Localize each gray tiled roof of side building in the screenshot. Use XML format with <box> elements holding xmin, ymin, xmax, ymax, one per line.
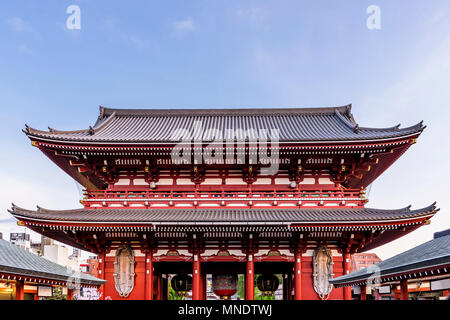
<box><xmin>24</xmin><ymin>105</ymin><xmax>425</xmax><ymax>143</ymax></box>
<box><xmin>9</xmin><ymin>203</ymin><xmax>437</xmax><ymax>223</ymax></box>
<box><xmin>330</xmin><ymin>229</ymin><xmax>450</xmax><ymax>285</ymax></box>
<box><xmin>0</xmin><ymin>238</ymin><xmax>105</xmax><ymax>285</ymax></box>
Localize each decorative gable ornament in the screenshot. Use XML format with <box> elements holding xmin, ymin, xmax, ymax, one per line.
<box><xmin>313</xmin><ymin>246</ymin><xmax>334</xmax><ymax>300</ymax></box>
<box><xmin>113</xmin><ymin>245</ymin><xmax>135</xmax><ymax>297</ymax></box>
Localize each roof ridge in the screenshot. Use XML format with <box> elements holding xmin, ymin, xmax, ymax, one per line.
<box><xmin>99</xmin><ymin>105</ymin><xmax>353</xmax><ymax>117</ymax></box>
<box><xmin>24</xmin><ymin>112</ymin><xmax>117</xmax><ymax>137</ymax></box>
<box><xmin>333</xmin><ymin>109</ymin><xmax>358</xmax><ymax>132</ymax></box>
<box><xmin>25</xmin><ymin>124</ymin><xmax>90</xmax><ymax>136</ymax></box>
<box><xmin>92</xmin><ymin>111</ymin><xmax>116</xmax><ymax>134</ymax></box>
<box><xmin>9</xmin><ymin>203</ymin><xmax>438</xmax><ymax>215</ymax></box>
<box><xmin>358</xmin><ymin>121</ymin><xmax>425</xmax><ymax>133</ymax></box>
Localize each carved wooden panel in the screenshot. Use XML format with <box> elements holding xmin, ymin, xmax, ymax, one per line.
<box><xmin>113</xmin><ymin>245</ymin><xmax>135</xmax><ymax>297</ymax></box>
<box><xmin>313</xmin><ymin>246</ymin><xmax>334</xmax><ymax>299</ymax></box>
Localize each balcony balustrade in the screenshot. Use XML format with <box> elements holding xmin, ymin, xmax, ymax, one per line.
<box><xmin>82</xmin><ymin>189</ymin><xmax>367</xmax><ymax>209</ymax></box>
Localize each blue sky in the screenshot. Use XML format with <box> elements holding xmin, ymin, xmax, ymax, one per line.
<box><xmin>0</xmin><ymin>0</ymin><xmax>449</xmax><ymax>260</ymax></box>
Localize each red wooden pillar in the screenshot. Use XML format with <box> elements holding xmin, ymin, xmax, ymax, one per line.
<box><xmin>343</xmin><ymin>252</ymin><xmax>352</xmax><ymax>300</ymax></box>
<box><xmin>15</xmin><ymin>280</ymin><xmax>25</xmax><ymax>300</ymax></box>
<box><xmin>67</xmin><ymin>288</ymin><xmax>74</xmax><ymax>300</ymax></box>
<box><xmin>144</xmin><ymin>251</ymin><xmax>154</xmax><ymax>300</ymax></box>
<box><xmin>246</xmin><ymin>253</ymin><xmax>254</xmax><ymax>300</ymax></box>
<box><xmin>192</xmin><ymin>253</ymin><xmax>201</xmax><ymax>300</ymax></box>
<box><xmin>245</xmin><ymin>234</ymin><xmax>255</xmax><ymax>300</ymax></box>
<box><xmin>360</xmin><ymin>285</ymin><xmax>367</xmax><ymax>300</ymax></box>
<box><xmin>98</xmin><ymin>251</ymin><xmax>106</xmax><ymax>300</ymax></box>
<box><xmin>400</xmin><ymin>280</ymin><xmax>409</xmax><ymax>300</ymax></box>
<box><xmin>294</xmin><ymin>249</ymin><xmax>303</xmax><ymax>300</ymax></box>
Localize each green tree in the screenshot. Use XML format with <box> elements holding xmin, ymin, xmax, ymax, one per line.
<box><xmin>46</xmin><ymin>286</ymin><xmax>67</xmax><ymax>300</ymax></box>
<box><xmin>237</xmin><ymin>274</ymin><xmax>245</xmax><ymax>299</ymax></box>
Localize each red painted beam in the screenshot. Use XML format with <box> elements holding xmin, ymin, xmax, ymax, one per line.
<box><xmin>343</xmin><ymin>252</ymin><xmax>352</xmax><ymax>300</ymax></box>
<box><xmin>294</xmin><ymin>250</ymin><xmax>303</xmax><ymax>300</ymax></box>
<box><xmin>400</xmin><ymin>280</ymin><xmax>409</xmax><ymax>300</ymax></box>
<box><xmin>15</xmin><ymin>280</ymin><xmax>25</xmax><ymax>300</ymax></box>
<box><xmin>246</xmin><ymin>254</ymin><xmax>254</xmax><ymax>300</ymax></box>
<box><xmin>192</xmin><ymin>253</ymin><xmax>202</xmax><ymax>300</ymax></box>
<box><xmin>98</xmin><ymin>252</ymin><xmax>106</xmax><ymax>300</ymax></box>
<box><xmin>360</xmin><ymin>285</ymin><xmax>367</xmax><ymax>300</ymax></box>
<box><xmin>67</xmin><ymin>288</ymin><xmax>74</xmax><ymax>300</ymax></box>
<box><xmin>144</xmin><ymin>251</ymin><xmax>154</xmax><ymax>300</ymax></box>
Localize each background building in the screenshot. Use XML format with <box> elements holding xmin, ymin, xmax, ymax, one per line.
<box><xmin>43</xmin><ymin>244</ymin><xmax>80</xmax><ymax>272</ymax></box>
<box><xmin>80</xmin><ymin>256</ymin><xmax>99</xmax><ymax>278</ymax></box>
<box><xmin>351</xmin><ymin>253</ymin><xmax>382</xmax><ymax>271</ymax></box>
<box><xmin>0</xmin><ymin>238</ymin><xmax>104</xmax><ymax>300</ymax></box>
<box><xmin>9</xmin><ymin>233</ymin><xmax>30</xmax><ymax>251</ymax></box>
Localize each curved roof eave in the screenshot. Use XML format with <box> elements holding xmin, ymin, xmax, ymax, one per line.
<box><xmin>22</xmin><ymin>105</ymin><xmax>425</xmax><ymax>144</ymax></box>
<box><xmin>8</xmin><ymin>203</ymin><xmax>438</xmax><ymax>225</ymax></box>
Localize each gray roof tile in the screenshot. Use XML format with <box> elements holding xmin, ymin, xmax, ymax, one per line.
<box><xmin>24</xmin><ymin>105</ymin><xmax>425</xmax><ymax>143</ymax></box>
<box><xmin>0</xmin><ymin>239</ymin><xmax>105</xmax><ymax>285</ymax></box>
<box><xmin>330</xmin><ymin>230</ymin><xmax>450</xmax><ymax>286</ymax></box>
<box><xmin>9</xmin><ymin>203</ymin><xmax>437</xmax><ymax>224</ymax></box>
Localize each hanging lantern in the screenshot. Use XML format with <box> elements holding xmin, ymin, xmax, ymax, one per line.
<box><xmin>171</xmin><ymin>274</ymin><xmax>192</xmax><ymax>295</ymax></box>
<box><xmin>212</xmin><ymin>274</ymin><xmax>238</xmax><ymax>299</ymax></box>
<box><xmin>257</xmin><ymin>274</ymin><xmax>279</xmax><ymax>296</ymax></box>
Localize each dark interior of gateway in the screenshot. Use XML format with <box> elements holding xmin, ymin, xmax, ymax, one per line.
<box><xmin>153</xmin><ymin>262</ymin><xmax>294</xmax><ymax>275</ymax></box>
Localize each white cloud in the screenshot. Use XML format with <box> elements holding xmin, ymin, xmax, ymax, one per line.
<box><xmin>99</xmin><ymin>17</ymin><xmax>158</xmax><ymax>53</ymax></box>
<box><xmin>359</xmin><ymin>32</ymin><xmax>450</xmax><ymax>260</ymax></box>
<box><xmin>0</xmin><ymin>170</ymin><xmax>82</xmax><ymax>244</ymax></box>
<box><xmin>173</xmin><ymin>18</ymin><xmax>195</xmax><ymax>35</ymax></box>
<box><xmin>103</xmin><ymin>17</ymin><xmax>116</xmax><ymax>30</ymax></box>
<box><xmin>15</xmin><ymin>43</ymin><xmax>32</xmax><ymax>54</ymax></box>
<box><xmin>7</xmin><ymin>17</ymin><xmax>26</xmax><ymax>32</ymax></box>
<box><xmin>237</xmin><ymin>7</ymin><xmax>268</xmax><ymax>24</ymax></box>
<box><xmin>6</xmin><ymin>16</ymin><xmax>40</xmax><ymax>43</ymax></box>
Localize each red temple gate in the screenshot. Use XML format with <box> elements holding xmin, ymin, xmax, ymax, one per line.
<box><xmin>10</xmin><ymin>105</ymin><xmax>438</xmax><ymax>300</ymax></box>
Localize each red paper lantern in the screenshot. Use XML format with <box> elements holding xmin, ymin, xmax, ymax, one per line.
<box><xmin>212</xmin><ymin>274</ymin><xmax>237</xmax><ymax>299</ymax></box>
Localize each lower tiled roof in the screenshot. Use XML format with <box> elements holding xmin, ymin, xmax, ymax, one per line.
<box><xmin>9</xmin><ymin>203</ymin><xmax>437</xmax><ymax>225</ymax></box>
<box><xmin>0</xmin><ymin>239</ymin><xmax>105</xmax><ymax>286</ymax></box>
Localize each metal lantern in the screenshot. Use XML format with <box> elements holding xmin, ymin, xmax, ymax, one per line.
<box><xmin>212</xmin><ymin>274</ymin><xmax>238</xmax><ymax>299</ymax></box>
<box><xmin>171</xmin><ymin>274</ymin><xmax>192</xmax><ymax>295</ymax></box>
<box><xmin>257</xmin><ymin>274</ymin><xmax>280</xmax><ymax>296</ymax></box>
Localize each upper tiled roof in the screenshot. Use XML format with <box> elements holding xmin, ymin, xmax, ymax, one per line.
<box><xmin>9</xmin><ymin>203</ymin><xmax>437</xmax><ymax>225</ymax></box>
<box><xmin>0</xmin><ymin>239</ymin><xmax>105</xmax><ymax>286</ymax></box>
<box><xmin>330</xmin><ymin>229</ymin><xmax>450</xmax><ymax>286</ymax></box>
<box><xmin>24</xmin><ymin>105</ymin><xmax>425</xmax><ymax>143</ymax></box>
